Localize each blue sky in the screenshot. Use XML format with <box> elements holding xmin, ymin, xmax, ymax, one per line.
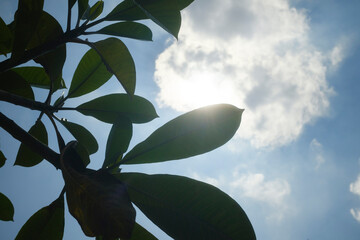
<box><xmin>1</xmin><ymin>0</ymin><xmax>360</xmax><ymax>239</ymax></box>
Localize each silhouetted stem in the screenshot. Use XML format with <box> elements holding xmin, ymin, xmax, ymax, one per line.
<box><xmin>0</xmin><ymin>90</ymin><xmax>54</xmax><ymax>112</ymax></box>
<box><xmin>0</xmin><ymin>112</ymin><xmax>60</xmax><ymax>169</ymax></box>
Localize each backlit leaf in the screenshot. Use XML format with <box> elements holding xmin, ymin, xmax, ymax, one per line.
<box><xmin>106</xmin><ymin>0</ymin><xmax>147</xmax><ymax>21</ymax></box>
<box><xmin>0</xmin><ymin>192</ymin><xmax>14</xmax><ymax>221</ymax></box>
<box><xmin>93</xmin><ymin>37</ymin><xmax>136</xmax><ymax>95</ymax></box>
<box><xmin>11</xmin><ymin>0</ymin><xmax>44</xmax><ymax>59</ymax></box>
<box><xmin>122</xmin><ymin>104</ymin><xmax>243</xmax><ymax>164</ymax></box>
<box><xmin>0</xmin><ymin>151</ymin><xmax>6</xmax><ymax>168</ymax></box>
<box><xmin>88</xmin><ymin>1</ymin><xmax>104</xmax><ymax>21</ymax></box>
<box><xmin>15</xmin><ymin>120</ymin><xmax>48</xmax><ymax>167</ymax></box>
<box><xmin>28</xmin><ymin>11</ymin><xmax>66</xmax><ymax>86</ymax></box>
<box><xmin>106</xmin><ymin>0</ymin><xmax>191</xmax><ymax>21</ymax></box>
<box><xmin>0</xmin><ymin>17</ymin><xmax>13</xmax><ymax>56</ymax></box>
<box><xmin>77</xmin><ymin>0</ymin><xmax>89</xmax><ymax>22</ymax></box>
<box><xmin>103</xmin><ymin>117</ymin><xmax>132</xmax><ymax>168</ymax></box>
<box><xmin>12</xmin><ymin>67</ymin><xmax>66</xmax><ymax>90</ymax></box>
<box><xmin>0</xmin><ymin>70</ymin><xmax>34</xmax><ymax>100</ymax></box>
<box><xmin>60</xmin><ymin>120</ymin><xmax>98</xmax><ymax>155</ymax></box>
<box><xmin>130</xmin><ymin>222</ymin><xmax>158</xmax><ymax>240</ymax></box>
<box><xmin>117</xmin><ymin>173</ymin><xmax>256</xmax><ymax>240</ymax></box>
<box><xmin>15</xmin><ymin>197</ymin><xmax>64</xmax><ymax>240</ymax></box>
<box><xmin>76</xmin><ymin>93</ymin><xmax>158</xmax><ymax>124</ymax></box>
<box><xmin>133</xmin><ymin>0</ymin><xmax>181</xmax><ymax>38</ymax></box>
<box><xmin>96</xmin><ymin>22</ymin><xmax>152</xmax><ymax>41</ymax></box>
<box><xmin>68</xmin><ymin>48</ymin><xmax>112</xmax><ymax>98</ymax></box>
<box><xmin>60</xmin><ymin>142</ymin><xmax>136</xmax><ymax>239</ymax></box>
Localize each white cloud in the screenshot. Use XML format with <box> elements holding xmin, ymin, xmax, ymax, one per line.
<box><xmin>350</xmin><ymin>175</ymin><xmax>360</xmax><ymax>197</ymax></box>
<box><xmin>230</xmin><ymin>173</ymin><xmax>291</xmax><ymax>206</ymax></box>
<box><xmin>191</xmin><ymin>170</ymin><xmax>291</xmax><ymax>221</ymax></box>
<box><xmin>154</xmin><ymin>0</ymin><xmax>343</xmax><ymax>147</ymax></box>
<box><xmin>350</xmin><ymin>208</ymin><xmax>360</xmax><ymax>223</ymax></box>
<box><xmin>349</xmin><ymin>175</ymin><xmax>360</xmax><ymax>222</ymax></box>
<box><xmin>310</xmin><ymin>138</ymin><xmax>325</xmax><ymax>169</ymax></box>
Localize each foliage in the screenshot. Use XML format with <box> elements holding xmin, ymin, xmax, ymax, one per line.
<box><xmin>0</xmin><ymin>0</ymin><xmax>256</xmax><ymax>239</ymax></box>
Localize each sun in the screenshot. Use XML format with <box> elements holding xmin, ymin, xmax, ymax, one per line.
<box><xmin>172</xmin><ymin>71</ymin><xmax>238</xmax><ymax>110</ymax></box>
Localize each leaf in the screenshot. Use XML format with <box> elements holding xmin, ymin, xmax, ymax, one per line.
<box><xmin>88</xmin><ymin>1</ymin><xmax>104</xmax><ymax>21</ymax></box>
<box><xmin>60</xmin><ymin>120</ymin><xmax>98</xmax><ymax>155</ymax></box>
<box><xmin>122</xmin><ymin>104</ymin><xmax>243</xmax><ymax>165</ymax></box>
<box><xmin>15</xmin><ymin>120</ymin><xmax>48</xmax><ymax>167</ymax></box>
<box><xmin>0</xmin><ymin>192</ymin><xmax>14</xmax><ymax>221</ymax></box>
<box><xmin>77</xmin><ymin>0</ymin><xmax>89</xmax><ymax>22</ymax></box>
<box><xmin>96</xmin><ymin>22</ymin><xmax>152</xmax><ymax>41</ymax></box>
<box><xmin>130</xmin><ymin>222</ymin><xmax>158</xmax><ymax>240</ymax></box>
<box><xmin>0</xmin><ymin>70</ymin><xmax>34</xmax><ymax>100</ymax></box>
<box><xmin>27</xmin><ymin>11</ymin><xmax>66</xmax><ymax>86</ymax></box>
<box><xmin>60</xmin><ymin>142</ymin><xmax>136</xmax><ymax>239</ymax></box>
<box><xmin>67</xmin><ymin>48</ymin><xmax>112</xmax><ymax>98</ymax></box>
<box><xmin>15</xmin><ymin>196</ymin><xmax>65</xmax><ymax>240</ymax></box>
<box><xmin>176</xmin><ymin>0</ymin><xmax>194</xmax><ymax>10</ymax></box>
<box><xmin>11</xmin><ymin>0</ymin><xmax>44</xmax><ymax>59</ymax></box>
<box><xmin>0</xmin><ymin>17</ymin><xmax>13</xmax><ymax>56</ymax></box>
<box><xmin>12</xmin><ymin>67</ymin><xmax>66</xmax><ymax>91</ymax></box>
<box><xmin>106</xmin><ymin>0</ymin><xmax>147</xmax><ymax>21</ymax></box>
<box><xmin>76</xmin><ymin>93</ymin><xmax>158</xmax><ymax>124</ymax></box>
<box><xmin>133</xmin><ymin>0</ymin><xmax>181</xmax><ymax>38</ymax></box>
<box><xmin>93</xmin><ymin>37</ymin><xmax>136</xmax><ymax>95</ymax></box>
<box><xmin>103</xmin><ymin>117</ymin><xmax>132</xmax><ymax>168</ymax></box>
<box><xmin>106</xmin><ymin>0</ymin><xmax>191</xmax><ymax>21</ymax></box>
<box><xmin>0</xmin><ymin>151</ymin><xmax>6</xmax><ymax>168</ymax></box>
<box><xmin>116</xmin><ymin>173</ymin><xmax>256</xmax><ymax>240</ymax></box>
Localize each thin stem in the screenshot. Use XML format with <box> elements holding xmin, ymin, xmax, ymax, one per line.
<box><xmin>46</xmin><ymin>113</ymin><xmax>65</xmax><ymax>151</ymax></box>
<box><xmin>0</xmin><ymin>90</ymin><xmax>54</xmax><ymax>112</ymax></box>
<box><xmin>67</xmin><ymin>0</ymin><xmax>72</xmax><ymax>32</ymax></box>
<box><xmin>0</xmin><ymin>112</ymin><xmax>60</xmax><ymax>169</ymax></box>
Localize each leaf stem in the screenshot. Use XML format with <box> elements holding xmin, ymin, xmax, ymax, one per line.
<box><xmin>0</xmin><ymin>90</ymin><xmax>55</xmax><ymax>112</ymax></box>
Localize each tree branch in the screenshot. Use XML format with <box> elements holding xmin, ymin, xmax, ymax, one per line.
<box><xmin>0</xmin><ymin>112</ymin><xmax>60</xmax><ymax>169</ymax></box>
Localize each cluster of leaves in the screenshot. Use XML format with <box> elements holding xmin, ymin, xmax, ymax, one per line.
<box><xmin>0</xmin><ymin>0</ymin><xmax>256</xmax><ymax>239</ymax></box>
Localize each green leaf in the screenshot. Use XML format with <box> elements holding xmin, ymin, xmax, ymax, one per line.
<box><xmin>0</xmin><ymin>17</ymin><xmax>13</xmax><ymax>56</ymax></box>
<box><xmin>93</xmin><ymin>37</ymin><xmax>136</xmax><ymax>95</ymax></box>
<box><xmin>27</xmin><ymin>11</ymin><xmax>66</xmax><ymax>85</ymax></box>
<box><xmin>103</xmin><ymin>117</ymin><xmax>132</xmax><ymax>168</ymax></box>
<box><xmin>68</xmin><ymin>48</ymin><xmax>112</xmax><ymax>98</ymax></box>
<box><xmin>106</xmin><ymin>0</ymin><xmax>147</xmax><ymax>21</ymax></box>
<box><xmin>0</xmin><ymin>151</ymin><xmax>6</xmax><ymax>168</ymax></box>
<box><xmin>77</xmin><ymin>0</ymin><xmax>89</xmax><ymax>22</ymax></box>
<box><xmin>176</xmin><ymin>0</ymin><xmax>194</xmax><ymax>10</ymax></box>
<box><xmin>87</xmin><ymin>1</ymin><xmax>104</xmax><ymax>21</ymax></box>
<box><xmin>60</xmin><ymin>120</ymin><xmax>98</xmax><ymax>155</ymax></box>
<box><xmin>11</xmin><ymin>0</ymin><xmax>44</xmax><ymax>59</ymax></box>
<box><xmin>76</xmin><ymin>93</ymin><xmax>158</xmax><ymax>124</ymax></box>
<box><xmin>15</xmin><ymin>120</ymin><xmax>48</xmax><ymax>167</ymax></box>
<box><xmin>133</xmin><ymin>0</ymin><xmax>181</xmax><ymax>38</ymax></box>
<box><xmin>60</xmin><ymin>142</ymin><xmax>136</xmax><ymax>239</ymax></box>
<box><xmin>0</xmin><ymin>70</ymin><xmax>34</xmax><ymax>100</ymax></box>
<box><xmin>96</xmin><ymin>22</ymin><xmax>152</xmax><ymax>41</ymax></box>
<box><xmin>15</xmin><ymin>196</ymin><xmax>65</xmax><ymax>240</ymax></box>
<box><xmin>116</xmin><ymin>173</ymin><xmax>256</xmax><ymax>240</ymax></box>
<box><xmin>122</xmin><ymin>104</ymin><xmax>243</xmax><ymax>165</ymax></box>
<box><xmin>106</xmin><ymin>0</ymin><xmax>191</xmax><ymax>21</ymax></box>
<box><xmin>0</xmin><ymin>192</ymin><xmax>14</xmax><ymax>221</ymax></box>
<box><xmin>12</xmin><ymin>67</ymin><xmax>66</xmax><ymax>91</ymax></box>
<box><xmin>130</xmin><ymin>222</ymin><xmax>158</xmax><ymax>240</ymax></box>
